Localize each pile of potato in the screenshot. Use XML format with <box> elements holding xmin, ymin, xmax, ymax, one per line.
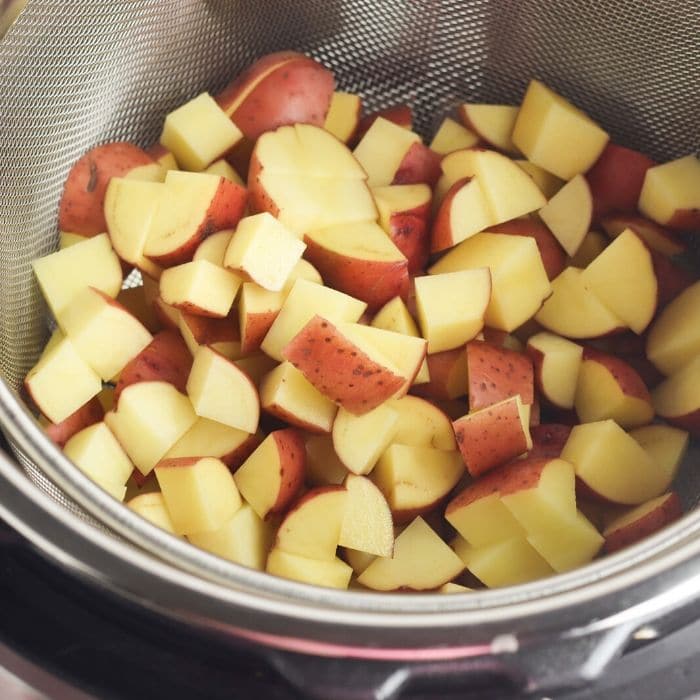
<box><xmin>25</xmin><ymin>50</ymin><xmax>700</xmax><ymax>591</ymax></box>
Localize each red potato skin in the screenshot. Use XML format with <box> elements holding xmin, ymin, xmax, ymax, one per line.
<box><xmin>247</xmin><ymin>150</ymin><xmax>280</xmax><ymax>218</ymax></box>
<box><xmin>302</xmin><ymin>236</ymin><xmax>410</xmax><ymax>312</ymax></box>
<box><xmin>445</xmin><ymin>456</ymin><xmax>550</xmax><ymax>513</ymax></box>
<box><xmin>392</xmin><ymin>493</ymin><xmax>455</xmax><ymax>526</ymax></box>
<box><xmin>581</xmin><ymin>347</ymin><xmax>652</xmax><ymax>403</ymax></box>
<box><xmin>431</xmin><ymin>177</ymin><xmax>473</xmax><ymax>253</ymax></box>
<box><xmin>601</xmin><ymin>213</ymin><xmax>686</xmax><ymax>257</ymax></box>
<box><xmin>412</xmin><ymin>346</ymin><xmax>467</xmax><ymax>401</ymax></box>
<box><xmin>663</xmin><ymin>409</ymin><xmax>700</xmax><ymax>436</ymax></box>
<box><xmin>223</xmin><ymin>56</ymin><xmax>334</xmax><ymax>141</ymax></box>
<box><xmin>114</xmin><ymin>330</ymin><xmax>193</xmax><ymax>402</ymax></box>
<box><xmin>528</xmin><ymin>424</ymin><xmax>572</xmax><ymax>460</ymax></box>
<box><xmin>282</xmin><ymin>315</ymin><xmax>405</xmax><ymax>414</ymax></box>
<box><xmin>452</xmin><ymin>399</ymin><xmax>530</xmax><ymax>477</ymax></box>
<box><xmin>466</xmin><ymin>340</ymin><xmax>534</xmax><ymax>410</ymax></box>
<box><xmin>215</xmin><ymin>51</ymin><xmax>303</xmax><ymax>114</ymax></box>
<box><xmin>43</xmin><ymin>397</ymin><xmax>104</xmax><ymax>448</ymax></box>
<box><xmin>393</xmin><ymin>142</ymin><xmax>442</xmax><ymax>188</ymax></box>
<box><xmin>585</xmin><ymin>334</ymin><xmax>664</xmax><ymax>387</ymax></box>
<box><xmin>58</xmin><ymin>142</ymin><xmax>157</xmax><ymax>236</ymax></box>
<box><xmin>648</xmin><ymin>249</ymin><xmax>697</xmax><ymax>309</ymax></box>
<box><xmin>226</xmin><ymin>137</ymin><xmax>256</xmax><ymax>181</ymax></box>
<box><xmin>604</xmin><ymin>492</ymin><xmax>682</xmax><ymax>553</ymax></box>
<box><xmin>585</xmin><ymin>143</ymin><xmax>655</xmax><ymax>220</ymax></box>
<box><xmin>221</xmin><ymin>431</ymin><xmax>263</xmax><ymax>472</ymax></box>
<box><xmin>665</xmin><ymin>208</ymin><xmax>700</xmax><ymax>231</ymax></box>
<box><xmin>179</xmin><ymin>311</ymin><xmax>240</xmax><ymax>346</ymax></box>
<box><xmin>353</xmin><ymin>104</ymin><xmax>413</xmax><ymax>146</ymax></box>
<box><xmin>488</xmin><ymin>218</ymin><xmax>567</xmax><ymax>280</ymax></box>
<box><xmin>261</xmin><ymin>397</ymin><xmax>333</xmax><ymax>435</ymax></box>
<box><xmin>385</xmin><ymin>201</ymin><xmax>431</xmax><ymax>275</ymax></box>
<box><xmin>146</xmin><ymin>179</ymin><xmax>247</xmax><ymax>268</ymax></box>
<box><xmin>145</xmin><ymin>143</ymin><xmax>175</xmax><ymax>168</ymax></box>
<box><xmin>153</xmin><ymin>297</ymin><xmax>180</xmax><ymax>331</ymax></box>
<box><xmin>240</xmin><ymin>309</ymin><xmax>280</xmax><ymax>354</ymax></box>
<box><xmin>530</xmin><ymin>398</ymin><xmax>541</xmax><ymax>427</ymax></box>
<box><xmin>269</xmin><ymin>428</ymin><xmax>307</xmax><ymax>514</ymax></box>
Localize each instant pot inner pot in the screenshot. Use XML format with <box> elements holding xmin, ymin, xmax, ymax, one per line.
<box><xmin>0</xmin><ymin>0</ymin><xmax>698</xmax><ymax>600</ymax></box>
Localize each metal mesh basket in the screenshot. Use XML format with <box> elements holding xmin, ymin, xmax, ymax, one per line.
<box><xmin>0</xmin><ymin>0</ymin><xmax>698</xmax><ymax>593</ymax></box>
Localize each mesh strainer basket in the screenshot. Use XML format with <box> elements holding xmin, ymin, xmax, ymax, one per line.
<box><xmin>1</xmin><ymin>2</ymin><xmax>699</xmax><ymax>697</ymax></box>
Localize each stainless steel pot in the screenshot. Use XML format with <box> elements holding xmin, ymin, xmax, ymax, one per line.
<box><xmin>0</xmin><ymin>2</ymin><xmax>698</xmax><ymax>697</ymax></box>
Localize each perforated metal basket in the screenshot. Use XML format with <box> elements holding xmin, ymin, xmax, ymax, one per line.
<box><xmin>0</xmin><ymin>2</ymin><xmax>699</xmax><ymax>697</ymax></box>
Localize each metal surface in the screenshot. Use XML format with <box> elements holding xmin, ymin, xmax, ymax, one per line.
<box><xmin>0</xmin><ymin>0</ymin><xmax>699</xmax><ymax>695</ymax></box>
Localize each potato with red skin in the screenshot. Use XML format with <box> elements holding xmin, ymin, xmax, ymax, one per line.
<box><xmin>412</xmin><ymin>346</ymin><xmax>468</xmax><ymax>401</ymax></box>
<box><xmin>41</xmin><ymin>397</ymin><xmax>104</xmax><ymax>448</ymax></box>
<box><xmin>233</xmin><ymin>429</ymin><xmax>306</xmax><ymax>519</ymax></box>
<box><xmin>114</xmin><ymin>330</ymin><xmax>192</xmax><ymax>402</ymax></box>
<box><xmin>453</xmin><ymin>395</ymin><xmax>531</xmax><ymax>477</ymax></box>
<box><xmin>216</xmin><ymin>52</ymin><xmax>335</xmax><ymax>140</ymax></box>
<box><xmin>303</xmin><ymin>223</ymin><xmax>409</xmax><ymax>311</ymax></box>
<box><xmin>528</xmin><ymin>424</ymin><xmax>572</xmax><ymax>460</ymax></box>
<box><xmin>648</xmin><ymin>249</ymin><xmax>697</xmax><ymax>309</ymax></box>
<box><xmin>604</xmin><ymin>492</ymin><xmax>682</xmax><ymax>553</ymax></box>
<box><xmin>144</xmin><ymin>176</ymin><xmax>247</xmax><ymax>268</ymax></box>
<box><xmin>601</xmin><ymin>213</ymin><xmax>686</xmax><ymax>258</ymax></box>
<box><xmin>282</xmin><ymin>315</ymin><xmax>406</xmax><ymax>414</ymax></box>
<box><xmin>585</xmin><ymin>143</ymin><xmax>655</xmax><ymax>220</ymax></box>
<box><xmin>574</xmin><ymin>347</ymin><xmax>654</xmax><ymax>428</ymax></box>
<box><xmin>58</xmin><ymin>142</ymin><xmax>161</xmax><ymax>237</ymax></box>
<box><xmin>430</xmin><ymin>177</ymin><xmax>491</xmax><ymax>253</ymax></box>
<box><xmin>488</xmin><ymin>218</ymin><xmax>566</xmax><ymax>280</ymax></box>
<box><xmin>178</xmin><ymin>311</ymin><xmax>241</xmax><ymax>358</ymax></box>
<box><xmin>353</xmin><ymin>104</ymin><xmax>413</xmax><ymax>145</ymax></box>
<box><xmin>392</xmin><ymin>142</ymin><xmax>442</xmax><ymax>188</ymax></box>
<box><xmin>466</xmin><ymin>339</ymin><xmax>534</xmax><ymax>410</ymax></box>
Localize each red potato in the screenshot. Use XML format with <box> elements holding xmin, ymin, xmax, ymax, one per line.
<box><xmin>638</xmin><ymin>155</ymin><xmax>700</xmax><ymax>230</ymax></box>
<box><xmin>145</xmin><ymin>143</ymin><xmax>178</xmax><ymax>170</ymax></box>
<box><xmin>152</xmin><ymin>297</ymin><xmax>180</xmax><ymax>331</ymax></box>
<box><xmin>453</xmin><ymin>395</ymin><xmax>532</xmax><ymax>477</ymax></box>
<box><xmin>412</xmin><ymin>346</ymin><xmax>468</xmax><ymax>401</ymax></box>
<box><xmin>445</xmin><ymin>465</ymin><xmax>525</xmax><ymax>547</ymax></box>
<box><xmin>466</xmin><ymin>339</ymin><xmax>534</xmax><ymax>410</ymax></box>
<box><xmin>604</xmin><ymin>492</ymin><xmax>682</xmax><ymax>553</ymax></box>
<box><xmin>488</xmin><ymin>218</ymin><xmax>567</xmax><ymax>281</ymax></box>
<box><xmin>585</xmin><ymin>143</ymin><xmax>655</xmax><ymax>220</ymax></box>
<box><xmin>526</xmin><ymin>332</ymin><xmax>583</xmax><ymax>410</ymax></box>
<box><xmin>372</xmin><ymin>184</ymin><xmax>432</xmax><ymax>274</ymax></box>
<box><xmin>480</xmin><ymin>328</ymin><xmax>524</xmax><ymax>353</ymax></box>
<box><xmin>216</xmin><ymin>51</ymin><xmax>335</xmax><ymax>140</ymax></box>
<box><xmin>601</xmin><ymin>213</ymin><xmax>686</xmax><ymax>258</ymax></box>
<box><xmin>178</xmin><ymin>311</ymin><xmax>242</xmax><ymax>359</ymax></box>
<box><xmin>324</xmin><ymin>92</ymin><xmax>363</xmax><ymax>144</ymax></box>
<box><xmin>303</xmin><ymin>222</ymin><xmax>409</xmax><ymax>311</ymax></box>
<box><xmin>248</xmin><ymin>124</ymin><xmax>377</xmax><ymax>236</ymax></box>
<box><xmin>652</xmin><ymin>356</ymin><xmax>700</xmax><ymax>435</ymax></box>
<box><xmin>165</xmin><ymin>419</ymin><xmax>263</xmax><ymax>471</ymax></box>
<box><xmin>392</xmin><ymin>142</ymin><xmax>442</xmax><ymax>188</ymax></box>
<box><xmin>528</xmin><ymin>424</ymin><xmax>572</xmax><ymax>459</ymax></box>
<box><xmin>41</xmin><ymin>396</ymin><xmax>104</xmax><ymax>448</ymax></box>
<box><xmin>238</xmin><ymin>284</ymin><xmax>284</xmax><ymax>354</ymax></box>
<box><xmin>371</xmin><ymin>444</ymin><xmax>464</xmax><ymax>524</ymax></box>
<box><xmin>58</xmin><ymin>142</ymin><xmax>163</xmax><ymax>237</ymax></box>
<box><xmin>562</xmin><ymin>419</ymin><xmax>668</xmax><ymax>505</ymax></box>
<box><xmin>353</xmin><ymin>104</ymin><xmax>413</xmax><ymax>145</ymax></box>
<box><xmin>574</xmin><ymin>347</ymin><xmax>654</xmax><ymax>429</ymax></box>
<box><xmin>430</xmin><ymin>177</ymin><xmax>491</xmax><ymax>253</ymax></box>
<box><xmin>282</xmin><ymin>315</ymin><xmax>406</xmax><ymax>414</ymax></box>
<box><xmin>275</xmin><ymin>486</ymin><xmax>347</xmax><ymax>561</ymax></box>
<box><xmin>114</xmin><ymin>330</ymin><xmax>193</xmax><ymax>402</ymax></box>
<box><xmin>144</xmin><ymin>173</ymin><xmax>247</xmax><ymax>268</ymax></box>
<box><xmin>233</xmin><ymin>429</ymin><xmax>306</xmax><ymax>519</ymax></box>
<box><xmin>648</xmin><ymin>249</ymin><xmax>697</xmax><ymax>309</ymax></box>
